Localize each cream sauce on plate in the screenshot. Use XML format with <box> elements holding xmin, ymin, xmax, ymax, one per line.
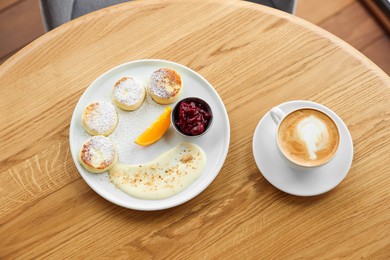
<box><xmin>109</xmin><ymin>142</ymin><xmax>206</xmax><ymax>200</ymax></box>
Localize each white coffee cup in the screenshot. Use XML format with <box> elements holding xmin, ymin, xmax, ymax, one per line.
<box><xmin>270</xmin><ymin>106</ymin><xmax>340</xmax><ymax>170</ymax></box>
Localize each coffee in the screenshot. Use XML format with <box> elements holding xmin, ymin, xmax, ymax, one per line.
<box><xmin>277</xmin><ymin>108</ymin><xmax>339</xmax><ymax>167</ymax></box>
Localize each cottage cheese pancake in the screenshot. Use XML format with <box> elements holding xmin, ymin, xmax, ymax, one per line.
<box><xmin>79</xmin><ymin>135</ymin><xmax>118</xmax><ymax>173</ymax></box>
<box><xmin>109</xmin><ymin>142</ymin><xmax>206</xmax><ymax>200</ymax></box>
<box><xmin>112</xmin><ymin>76</ymin><xmax>145</xmax><ymax>110</ymax></box>
<box><xmin>147</xmin><ymin>68</ymin><xmax>183</xmax><ymax>104</ymax></box>
<box><xmin>82</xmin><ymin>101</ymin><xmax>118</xmax><ymax>136</ymax></box>
<box><xmin>278</xmin><ymin>108</ymin><xmax>339</xmax><ymax>167</ymax></box>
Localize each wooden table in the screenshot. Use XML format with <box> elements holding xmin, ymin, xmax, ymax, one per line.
<box><xmin>1</xmin><ymin>0</ymin><xmax>389</xmax><ymax>258</ymax></box>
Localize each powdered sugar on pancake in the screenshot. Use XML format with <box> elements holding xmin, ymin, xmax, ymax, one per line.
<box><xmin>80</xmin><ymin>136</ymin><xmax>116</xmax><ymax>168</ymax></box>
<box><xmin>112</xmin><ymin>77</ymin><xmax>144</xmax><ymax>107</ymax></box>
<box><xmin>82</xmin><ymin>101</ymin><xmax>117</xmax><ymax>135</ymax></box>
<box><xmin>148</xmin><ymin>68</ymin><xmax>181</xmax><ymax>99</ymax></box>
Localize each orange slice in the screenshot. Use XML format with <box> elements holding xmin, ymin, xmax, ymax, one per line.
<box><xmin>135</xmin><ymin>107</ymin><xmax>172</xmax><ymax>146</ymax></box>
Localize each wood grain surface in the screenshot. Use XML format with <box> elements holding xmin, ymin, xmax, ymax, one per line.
<box><xmin>0</xmin><ymin>0</ymin><xmax>389</xmax><ymax>258</ymax></box>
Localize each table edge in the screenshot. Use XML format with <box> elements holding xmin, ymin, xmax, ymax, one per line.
<box><xmin>0</xmin><ymin>0</ymin><xmax>389</xmax><ymax>83</ymax></box>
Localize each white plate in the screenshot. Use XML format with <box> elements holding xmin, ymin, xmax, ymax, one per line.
<box><xmin>252</xmin><ymin>100</ymin><xmax>353</xmax><ymax>196</ymax></box>
<box><xmin>69</xmin><ymin>59</ymin><xmax>230</xmax><ymax>210</ymax></box>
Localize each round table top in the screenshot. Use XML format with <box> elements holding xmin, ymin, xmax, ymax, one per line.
<box><xmin>1</xmin><ymin>0</ymin><xmax>389</xmax><ymax>258</ymax></box>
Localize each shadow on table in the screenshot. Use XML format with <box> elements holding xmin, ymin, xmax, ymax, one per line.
<box><xmin>248</xmin><ymin>167</ymin><xmax>341</xmax><ymax>206</ymax></box>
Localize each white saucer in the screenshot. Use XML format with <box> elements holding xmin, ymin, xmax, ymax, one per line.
<box><xmin>252</xmin><ymin>100</ymin><xmax>353</xmax><ymax>196</ymax></box>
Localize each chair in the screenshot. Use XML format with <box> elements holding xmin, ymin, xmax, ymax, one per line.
<box><xmin>40</xmin><ymin>0</ymin><xmax>296</xmax><ymax>31</ymax></box>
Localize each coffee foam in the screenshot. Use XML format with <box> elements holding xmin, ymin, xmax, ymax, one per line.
<box><xmin>278</xmin><ymin>109</ymin><xmax>339</xmax><ymax>167</ymax></box>
<box><xmin>296</xmin><ymin>116</ymin><xmax>329</xmax><ymax>160</ymax></box>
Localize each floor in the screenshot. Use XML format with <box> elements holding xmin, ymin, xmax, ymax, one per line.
<box><xmin>0</xmin><ymin>0</ymin><xmax>389</xmax><ymax>75</ymax></box>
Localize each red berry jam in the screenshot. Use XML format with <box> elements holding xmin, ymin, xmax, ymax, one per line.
<box><xmin>174</xmin><ymin>100</ymin><xmax>212</xmax><ymax>136</ymax></box>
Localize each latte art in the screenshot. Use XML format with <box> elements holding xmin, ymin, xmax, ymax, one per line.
<box><xmin>296</xmin><ymin>116</ymin><xmax>329</xmax><ymax>160</ymax></box>
<box><xmin>278</xmin><ymin>109</ymin><xmax>339</xmax><ymax>167</ymax></box>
